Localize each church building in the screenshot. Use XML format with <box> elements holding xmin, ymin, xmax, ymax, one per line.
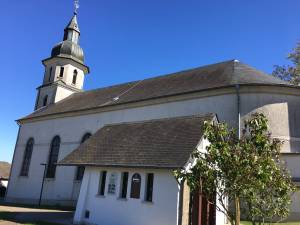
<box><xmin>5</xmin><ymin>10</ymin><xmax>300</xmax><ymax>225</ymax></box>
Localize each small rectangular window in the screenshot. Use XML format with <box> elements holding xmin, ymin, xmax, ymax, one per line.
<box><xmin>119</xmin><ymin>172</ymin><xmax>128</xmax><ymax>199</ymax></box>
<box><xmin>59</xmin><ymin>67</ymin><xmax>64</xmax><ymax>77</ymax></box>
<box><xmin>72</xmin><ymin>74</ymin><xmax>77</xmax><ymax>84</ymax></box>
<box><xmin>48</xmin><ymin>67</ymin><xmax>52</xmax><ymax>82</ymax></box>
<box><xmin>75</xmin><ymin>166</ymin><xmax>85</xmax><ymax>181</ymax></box>
<box><xmin>145</xmin><ymin>173</ymin><xmax>154</xmax><ymax>202</ymax></box>
<box><xmin>98</xmin><ymin>171</ymin><xmax>107</xmax><ymax>196</ymax></box>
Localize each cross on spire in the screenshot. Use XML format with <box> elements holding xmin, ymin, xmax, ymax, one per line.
<box><xmin>74</xmin><ymin>0</ymin><xmax>79</xmax><ymax>15</ymax></box>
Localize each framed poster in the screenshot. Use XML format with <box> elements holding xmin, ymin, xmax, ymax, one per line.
<box><xmin>108</xmin><ymin>172</ymin><xmax>117</xmax><ymax>194</ymax></box>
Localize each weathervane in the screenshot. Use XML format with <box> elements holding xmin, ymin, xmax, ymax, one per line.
<box><xmin>74</xmin><ymin>0</ymin><xmax>79</xmax><ymax>15</ymax></box>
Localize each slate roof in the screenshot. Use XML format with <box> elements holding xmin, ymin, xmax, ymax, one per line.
<box><xmin>20</xmin><ymin>60</ymin><xmax>290</xmax><ymax>121</ymax></box>
<box><xmin>59</xmin><ymin>114</ymin><xmax>215</xmax><ymax>169</ymax></box>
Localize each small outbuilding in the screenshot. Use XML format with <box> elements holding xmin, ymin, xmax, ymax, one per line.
<box><xmin>0</xmin><ymin>161</ymin><xmax>11</xmax><ymax>197</ymax></box>
<box><xmin>59</xmin><ymin>113</ymin><xmax>226</xmax><ymax>225</ymax></box>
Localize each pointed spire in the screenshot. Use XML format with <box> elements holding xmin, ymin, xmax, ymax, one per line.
<box><xmin>65</xmin><ymin>14</ymin><xmax>80</xmax><ymax>33</ymax></box>
<box><xmin>63</xmin><ymin>14</ymin><xmax>80</xmax><ymax>44</ymax></box>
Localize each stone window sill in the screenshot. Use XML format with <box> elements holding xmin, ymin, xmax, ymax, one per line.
<box><xmin>142</xmin><ymin>200</ymin><xmax>154</xmax><ymax>205</ymax></box>
<box><xmin>95</xmin><ymin>194</ymin><xmax>105</xmax><ymax>198</ymax></box>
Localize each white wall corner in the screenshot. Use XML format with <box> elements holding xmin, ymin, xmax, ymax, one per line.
<box><xmin>73</xmin><ymin>167</ymin><xmax>91</xmax><ymax>224</ymax></box>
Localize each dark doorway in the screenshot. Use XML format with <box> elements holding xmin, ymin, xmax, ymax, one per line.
<box><xmin>190</xmin><ymin>191</ymin><xmax>216</xmax><ymax>225</ymax></box>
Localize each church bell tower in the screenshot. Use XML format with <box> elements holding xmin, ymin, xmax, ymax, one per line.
<box><xmin>35</xmin><ymin>12</ymin><xmax>89</xmax><ymax>110</ymax></box>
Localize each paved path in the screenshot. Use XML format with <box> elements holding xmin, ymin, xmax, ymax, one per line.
<box><xmin>0</xmin><ymin>205</ymin><xmax>74</xmax><ymax>225</ymax></box>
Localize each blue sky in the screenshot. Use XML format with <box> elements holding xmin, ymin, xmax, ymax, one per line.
<box><xmin>0</xmin><ymin>0</ymin><xmax>299</xmax><ymax>163</ymax></box>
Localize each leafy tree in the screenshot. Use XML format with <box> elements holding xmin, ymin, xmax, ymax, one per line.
<box><xmin>175</xmin><ymin>113</ymin><xmax>295</xmax><ymax>225</ymax></box>
<box><xmin>272</xmin><ymin>41</ymin><xmax>300</xmax><ymax>85</ymax></box>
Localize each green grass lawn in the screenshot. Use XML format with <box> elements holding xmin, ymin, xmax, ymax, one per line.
<box><xmin>242</xmin><ymin>221</ymin><xmax>300</xmax><ymax>225</ymax></box>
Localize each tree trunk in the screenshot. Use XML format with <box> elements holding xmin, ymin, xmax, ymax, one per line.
<box><xmin>235</xmin><ymin>197</ymin><xmax>241</xmax><ymax>225</ymax></box>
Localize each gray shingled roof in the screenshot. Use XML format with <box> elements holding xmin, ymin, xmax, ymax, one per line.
<box><xmin>20</xmin><ymin>60</ymin><xmax>290</xmax><ymax>121</ymax></box>
<box><xmin>59</xmin><ymin>114</ymin><xmax>215</xmax><ymax>169</ymax></box>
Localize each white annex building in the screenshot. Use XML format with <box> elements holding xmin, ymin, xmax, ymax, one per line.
<box><xmin>6</xmin><ymin>12</ymin><xmax>300</xmax><ymax>225</ymax></box>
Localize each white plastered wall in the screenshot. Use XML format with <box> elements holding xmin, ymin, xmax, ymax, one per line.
<box><xmin>74</xmin><ymin>167</ymin><xmax>179</xmax><ymax>225</ymax></box>
<box><xmin>6</xmin><ymin>87</ymin><xmax>300</xmax><ymax>219</ymax></box>
<box><xmin>7</xmin><ymin>93</ymin><xmax>236</xmax><ymax>206</ymax></box>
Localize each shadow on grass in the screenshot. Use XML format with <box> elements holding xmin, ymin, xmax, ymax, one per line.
<box><xmin>0</xmin><ymin>211</ymin><xmax>73</xmax><ymax>225</ymax></box>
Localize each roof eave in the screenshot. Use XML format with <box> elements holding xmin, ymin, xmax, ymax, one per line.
<box><xmin>57</xmin><ymin>162</ymin><xmax>182</xmax><ymax>170</ymax></box>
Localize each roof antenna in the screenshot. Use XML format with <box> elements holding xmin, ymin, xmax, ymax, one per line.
<box><xmin>74</xmin><ymin>0</ymin><xmax>79</xmax><ymax>15</ymax></box>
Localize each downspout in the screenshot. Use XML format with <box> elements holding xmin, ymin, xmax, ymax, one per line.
<box><xmin>177</xmin><ymin>180</ymin><xmax>184</xmax><ymax>225</ymax></box>
<box><xmin>5</xmin><ymin>122</ymin><xmax>21</xmax><ymax>201</ymax></box>
<box><xmin>235</xmin><ymin>84</ymin><xmax>241</xmax><ymax>139</ymax></box>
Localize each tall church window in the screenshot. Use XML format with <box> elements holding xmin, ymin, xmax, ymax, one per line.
<box><xmin>75</xmin><ymin>133</ymin><xmax>92</xmax><ymax>181</ymax></box>
<box><xmin>59</xmin><ymin>67</ymin><xmax>64</xmax><ymax>78</ymax></box>
<box><xmin>43</xmin><ymin>95</ymin><xmax>48</xmax><ymax>107</ymax></box>
<box><xmin>46</xmin><ymin>136</ymin><xmax>61</xmax><ymax>178</ymax></box>
<box><xmin>20</xmin><ymin>138</ymin><xmax>34</xmax><ymax>177</ymax></box>
<box><xmin>145</xmin><ymin>173</ymin><xmax>154</xmax><ymax>202</ymax></box>
<box><xmin>119</xmin><ymin>172</ymin><xmax>129</xmax><ymax>199</ymax></box>
<box><xmin>81</xmin><ymin>133</ymin><xmax>91</xmax><ymax>143</ymax></box>
<box><xmin>130</xmin><ymin>173</ymin><xmax>141</xmax><ymax>199</ymax></box>
<box><xmin>98</xmin><ymin>171</ymin><xmax>107</xmax><ymax>196</ymax></box>
<box><xmin>72</xmin><ymin>70</ymin><xmax>78</xmax><ymax>85</ymax></box>
<box><xmin>48</xmin><ymin>67</ymin><xmax>52</xmax><ymax>82</ymax></box>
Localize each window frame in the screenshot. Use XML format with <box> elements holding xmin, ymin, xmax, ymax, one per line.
<box><xmin>72</xmin><ymin>70</ymin><xmax>78</xmax><ymax>85</ymax></box>
<box><xmin>59</xmin><ymin>67</ymin><xmax>64</xmax><ymax>78</ymax></box>
<box><xmin>130</xmin><ymin>173</ymin><xmax>141</xmax><ymax>199</ymax></box>
<box><xmin>75</xmin><ymin>133</ymin><xmax>92</xmax><ymax>181</ymax></box>
<box><xmin>43</xmin><ymin>95</ymin><xmax>48</xmax><ymax>107</ymax></box>
<box><xmin>75</xmin><ymin>166</ymin><xmax>85</xmax><ymax>181</ymax></box>
<box><xmin>20</xmin><ymin>138</ymin><xmax>34</xmax><ymax>177</ymax></box>
<box><xmin>48</xmin><ymin>67</ymin><xmax>52</xmax><ymax>82</ymax></box>
<box><xmin>119</xmin><ymin>172</ymin><xmax>129</xmax><ymax>199</ymax></box>
<box><xmin>98</xmin><ymin>170</ymin><xmax>107</xmax><ymax>196</ymax></box>
<box><xmin>81</xmin><ymin>133</ymin><xmax>91</xmax><ymax>143</ymax></box>
<box><xmin>145</xmin><ymin>173</ymin><xmax>154</xmax><ymax>202</ymax></box>
<box><xmin>45</xmin><ymin>136</ymin><xmax>61</xmax><ymax>179</ymax></box>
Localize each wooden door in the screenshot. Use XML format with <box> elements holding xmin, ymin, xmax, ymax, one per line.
<box><xmin>190</xmin><ymin>191</ymin><xmax>216</xmax><ymax>225</ymax></box>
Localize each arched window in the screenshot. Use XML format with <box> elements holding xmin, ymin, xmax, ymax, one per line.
<box><xmin>48</xmin><ymin>67</ymin><xmax>52</xmax><ymax>82</ymax></box>
<box><xmin>72</xmin><ymin>70</ymin><xmax>78</xmax><ymax>85</ymax></box>
<box><xmin>43</xmin><ymin>95</ymin><xmax>48</xmax><ymax>107</ymax></box>
<box><xmin>20</xmin><ymin>138</ymin><xmax>34</xmax><ymax>176</ymax></box>
<box><xmin>59</xmin><ymin>67</ymin><xmax>64</xmax><ymax>78</ymax></box>
<box><xmin>130</xmin><ymin>173</ymin><xmax>141</xmax><ymax>199</ymax></box>
<box><xmin>46</xmin><ymin>136</ymin><xmax>61</xmax><ymax>178</ymax></box>
<box><xmin>81</xmin><ymin>132</ymin><xmax>91</xmax><ymax>143</ymax></box>
<box><xmin>75</xmin><ymin>133</ymin><xmax>92</xmax><ymax>180</ymax></box>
